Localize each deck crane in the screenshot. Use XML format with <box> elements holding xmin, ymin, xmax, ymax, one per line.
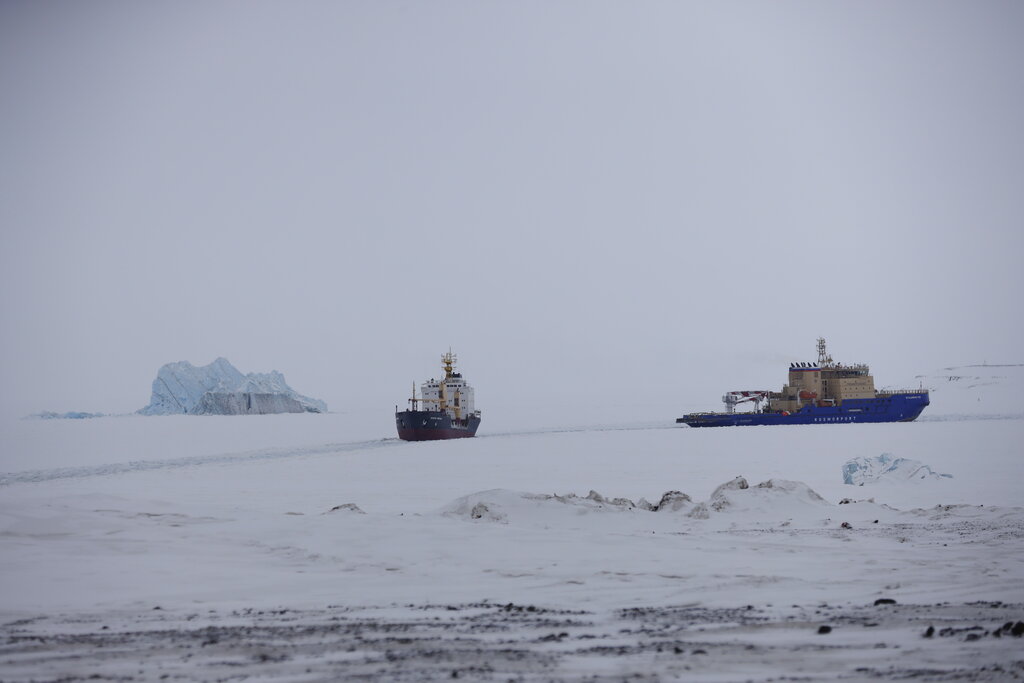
<box><xmin>722</xmin><ymin>390</ymin><xmax>770</xmax><ymax>414</ymax></box>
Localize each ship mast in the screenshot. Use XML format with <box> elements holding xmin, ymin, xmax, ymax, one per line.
<box><xmin>439</xmin><ymin>350</ymin><xmax>463</xmax><ymax>419</ymax></box>
<box><xmin>438</xmin><ymin>378</ymin><xmax>448</xmax><ymax>412</ymax></box>
<box><xmin>436</xmin><ymin>350</ymin><xmax>458</xmax><ymax>413</ymax></box>
<box><xmin>406</xmin><ymin>351</ymin><xmax>464</xmax><ymax>415</ymax></box>
<box><xmin>442</xmin><ymin>349</ymin><xmax>457</xmax><ymax>379</ymax></box>
<box><xmin>817</xmin><ymin>337</ymin><xmax>833</xmax><ymax>367</ymax></box>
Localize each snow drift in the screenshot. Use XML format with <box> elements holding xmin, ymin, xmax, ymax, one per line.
<box><xmin>138</xmin><ymin>357</ymin><xmax>326</xmax><ymax>415</ymax></box>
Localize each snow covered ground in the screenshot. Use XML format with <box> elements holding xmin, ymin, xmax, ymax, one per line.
<box><xmin>2</xmin><ymin>412</ymin><xmax>1023</xmax><ymax>681</ymax></box>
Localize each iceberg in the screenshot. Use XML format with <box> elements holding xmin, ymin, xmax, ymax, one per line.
<box><xmin>842</xmin><ymin>453</ymin><xmax>952</xmax><ymax>485</ymax></box>
<box><xmin>192</xmin><ymin>392</ymin><xmax>307</xmax><ymax>415</ymax></box>
<box><xmin>138</xmin><ymin>358</ymin><xmax>326</xmax><ymax>416</ymax></box>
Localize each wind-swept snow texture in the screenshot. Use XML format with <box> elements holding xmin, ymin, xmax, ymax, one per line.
<box><xmin>2</xmin><ymin>416</ymin><xmax>1023</xmax><ymax>680</ymax></box>
<box><xmin>138</xmin><ymin>357</ymin><xmax>326</xmax><ymax>415</ymax></box>
<box><xmin>843</xmin><ymin>453</ymin><xmax>953</xmax><ymax>485</ymax></box>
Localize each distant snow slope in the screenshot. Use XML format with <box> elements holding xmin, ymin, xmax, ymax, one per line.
<box><xmin>138</xmin><ymin>357</ymin><xmax>326</xmax><ymax>415</ymax></box>
<box><xmin>913</xmin><ymin>362</ymin><xmax>1024</xmax><ymax>417</ymax></box>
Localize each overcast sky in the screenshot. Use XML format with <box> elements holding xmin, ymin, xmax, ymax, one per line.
<box><xmin>1</xmin><ymin>1</ymin><xmax>1022</xmax><ymax>423</ymax></box>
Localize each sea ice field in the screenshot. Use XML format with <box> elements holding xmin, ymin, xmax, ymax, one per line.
<box><xmin>1</xmin><ymin>410</ymin><xmax>1023</xmax><ymax>681</ymax></box>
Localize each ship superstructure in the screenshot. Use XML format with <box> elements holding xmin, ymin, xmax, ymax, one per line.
<box><xmin>678</xmin><ymin>338</ymin><xmax>929</xmax><ymax>427</ymax></box>
<box><xmin>396</xmin><ymin>351</ymin><xmax>481</xmax><ymax>441</ymax></box>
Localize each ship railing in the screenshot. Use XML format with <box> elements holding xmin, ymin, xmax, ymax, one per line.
<box><xmin>823</xmin><ymin>362</ymin><xmax>869</xmax><ymax>371</ymax></box>
<box><xmin>877</xmin><ymin>388</ymin><xmax>930</xmax><ymax>396</ymax></box>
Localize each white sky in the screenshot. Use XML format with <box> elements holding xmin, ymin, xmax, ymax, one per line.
<box><xmin>1</xmin><ymin>1</ymin><xmax>1022</xmax><ymax>420</ymax></box>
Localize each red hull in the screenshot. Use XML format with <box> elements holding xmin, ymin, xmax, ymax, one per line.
<box><xmin>395</xmin><ymin>409</ymin><xmax>481</xmax><ymax>441</ymax></box>
<box><xmin>396</xmin><ymin>426</ymin><xmax>477</xmax><ymax>441</ymax></box>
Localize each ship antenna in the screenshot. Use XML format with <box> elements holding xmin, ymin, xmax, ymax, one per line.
<box><xmin>817</xmin><ymin>337</ymin><xmax>833</xmax><ymax>367</ymax></box>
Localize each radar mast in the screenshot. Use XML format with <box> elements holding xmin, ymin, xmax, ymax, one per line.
<box><xmin>817</xmin><ymin>337</ymin><xmax>834</xmax><ymax>367</ymax></box>
<box><xmin>442</xmin><ymin>350</ymin><xmax>457</xmax><ymax>379</ymax></box>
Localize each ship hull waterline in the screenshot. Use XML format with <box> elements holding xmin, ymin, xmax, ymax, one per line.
<box><xmin>678</xmin><ymin>393</ymin><xmax>929</xmax><ymax>427</ymax></box>
<box><xmin>396</xmin><ymin>409</ymin><xmax>481</xmax><ymax>441</ymax></box>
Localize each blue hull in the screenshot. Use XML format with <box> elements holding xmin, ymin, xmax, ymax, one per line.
<box><xmin>678</xmin><ymin>393</ymin><xmax>930</xmax><ymax>427</ymax></box>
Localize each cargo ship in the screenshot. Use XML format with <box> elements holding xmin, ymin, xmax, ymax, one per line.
<box><xmin>677</xmin><ymin>338</ymin><xmax>929</xmax><ymax>427</ymax></box>
<box><xmin>396</xmin><ymin>351</ymin><xmax>481</xmax><ymax>441</ymax></box>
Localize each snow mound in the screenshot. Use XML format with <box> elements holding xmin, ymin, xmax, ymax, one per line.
<box><xmin>325</xmin><ymin>503</ymin><xmax>366</xmax><ymax>515</ymax></box>
<box><xmin>440</xmin><ymin>488</ymin><xmax>695</xmax><ymax>525</ymax></box>
<box><xmin>688</xmin><ymin>477</ymin><xmax>830</xmax><ymax>521</ymax></box>
<box><xmin>649</xmin><ymin>490</ymin><xmax>694</xmax><ymax>513</ymax></box>
<box><xmin>842</xmin><ymin>453</ymin><xmax>953</xmax><ymax>486</ymax></box>
<box><xmin>581</xmin><ymin>489</ymin><xmax>641</xmax><ymax>509</ymax></box>
<box><xmin>442</xmin><ymin>480</ymin><xmax>831</xmax><ymax>527</ymax></box>
<box><xmin>442</xmin><ymin>480</ymin><xmax>839</xmax><ymax>527</ymax></box>
<box><xmin>138</xmin><ymin>357</ymin><xmax>326</xmax><ymax>415</ymax></box>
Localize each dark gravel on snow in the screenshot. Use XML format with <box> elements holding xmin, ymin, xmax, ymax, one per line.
<box><xmin>3</xmin><ymin>601</ymin><xmax>1024</xmax><ymax>682</ymax></box>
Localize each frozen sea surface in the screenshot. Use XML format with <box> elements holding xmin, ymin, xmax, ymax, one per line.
<box><xmin>1</xmin><ymin>413</ymin><xmax>1023</xmax><ymax>680</ymax></box>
